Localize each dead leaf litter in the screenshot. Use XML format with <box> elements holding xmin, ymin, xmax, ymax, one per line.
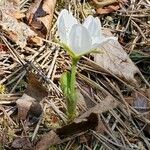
<box><xmin>0</xmin><ymin>0</ymin><xmax>150</xmax><ymax>149</ymax></box>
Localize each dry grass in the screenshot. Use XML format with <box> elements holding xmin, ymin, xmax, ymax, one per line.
<box><xmin>0</xmin><ymin>0</ymin><xmax>150</xmax><ymax>149</ymax></box>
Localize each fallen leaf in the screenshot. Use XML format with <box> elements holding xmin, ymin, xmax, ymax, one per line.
<box><xmin>75</xmin><ymin>95</ymin><xmax>119</xmax><ymax>122</ymax></box>
<box><xmin>0</xmin><ymin>12</ymin><xmax>36</xmax><ymax>48</ymax></box>
<box><xmin>57</xmin><ymin>113</ymin><xmax>99</xmax><ymax>138</ymax></box>
<box><xmin>78</xmin><ymin>84</ymin><xmax>96</xmax><ymax>109</ymax></box>
<box><xmin>0</xmin><ymin>1</ymin><xmax>43</xmax><ymax>48</ymax></box>
<box><xmin>16</xmin><ymin>94</ymin><xmax>36</xmax><ymax>120</ymax></box>
<box><xmin>94</xmin><ymin>29</ymin><xmax>139</xmax><ymax>85</ymax></box>
<box><xmin>25</xmin><ymin>72</ymin><xmax>48</xmax><ymax>102</ymax></box>
<box><xmin>35</xmin><ymin>95</ymin><xmax>118</xmax><ymax>149</ymax></box>
<box><xmin>58</xmin><ymin>96</ymin><xmax>118</xmax><ymax>136</ymax></box>
<box><xmin>93</xmin><ymin>0</ymin><xmax>128</xmax><ymax>14</ymax></box>
<box><xmin>95</xmin><ymin>117</ymin><xmax>107</xmax><ymax>134</ymax></box>
<box><xmin>35</xmin><ymin>130</ymin><xmax>61</xmax><ymax>150</ymax></box>
<box><xmin>11</xmin><ymin>137</ymin><xmax>33</xmax><ymax>149</ymax></box>
<box><xmin>26</xmin><ymin>0</ymin><xmax>56</xmax><ymax>37</ymax></box>
<box><xmin>11</xmin><ymin>11</ymin><xmax>25</xmax><ymax>19</ymax></box>
<box><xmin>96</xmin><ymin>4</ymin><xmax>120</xmax><ymax>14</ymax></box>
<box><xmin>16</xmin><ymin>73</ymin><xmax>48</xmax><ymax>120</ymax></box>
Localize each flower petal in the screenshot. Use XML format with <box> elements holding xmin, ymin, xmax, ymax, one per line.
<box><xmin>57</xmin><ymin>9</ymin><xmax>78</xmax><ymax>43</ymax></box>
<box><xmin>91</xmin><ymin>37</ymin><xmax>117</xmax><ymax>49</ymax></box>
<box><xmin>57</xmin><ymin>15</ymin><xmax>67</xmax><ymax>43</ymax></box>
<box><xmin>68</xmin><ymin>24</ymin><xmax>92</xmax><ymax>55</ymax></box>
<box><xmin>83</xmin><ymin>16</ymin><xmax>102</xmax><ymax>44</ymax></box>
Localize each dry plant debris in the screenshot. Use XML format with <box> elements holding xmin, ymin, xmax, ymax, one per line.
<box><xmin>94</xmin><ymin>31</ymin><xmax>139</xmax><ymax>85</ymax></box>
<box><xmin>0</xmin><ymin>0</ymin><xmax>150</xmax><ymax>149</ymax></box>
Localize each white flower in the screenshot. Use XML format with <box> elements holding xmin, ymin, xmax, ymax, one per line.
<box><xmin>57</xmin><ymin>9</ymin><xmax>116</xmax><ymax>58</ymax></box>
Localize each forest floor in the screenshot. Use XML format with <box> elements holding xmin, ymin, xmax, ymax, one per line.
<box><xmin>0</xmin><ymin>0</ymin><xmax>150</xmax><ymax>150</ymax></box>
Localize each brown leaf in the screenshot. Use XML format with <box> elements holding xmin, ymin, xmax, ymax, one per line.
<box><xmin>96</xmin><ymin>4</ymin><xmax>120</xmax><ymax>14</ymax></box>
<box><xmin>94</xmin><ymin>29</ymin><xmax>139</xmax><ymax>85</ymax></box>
<box><xmin>12</xmin><ymin>137</ymin><xmax>33</xmax><ymax>150</ymax></box>
<box><xmin>11</xmin><ymin>11</ymin><xmax>25</xmax><ymax>19</ymax></box>
<box><xmin>57</xmin><ymin>95</ymin><xmax>118</xmax><ymax>137</ymax></box>
<box><xmin>95</xmin><ymin>117</ymin><xmax>107</xmax><ymax>134</ymax></box>
<box><xmin>25</xmin><ymin>72</ymin><xmax>48</xmax><ymax>102</ymax></box>
<box><xmin>93</xmin><ymin>0</ymin><xmax>128</xmax><ymax>7</ymax></box>
<box><xmin>35</xmin><ymin>130</ymin><xmax>61</xmax><ymax>150</ymax></box>
<box><xmin>93</xmin><ymin>0</ymin><xmax>128</xmax><ymax>14</ymax></box>
<box><xmin>26</xmin><ymin>0</ymin><xmax>56</xmax><ymax>37</ymax></box>
<box><xmin>36</xmin><ymin>95</ymin><xmax>118</xmax><ymax>149</ymax></box>
<box><xmin>30</xmin><ymin>36</ymin><xmax>43</xmax><ymax>46</ymax></box>
<box><xmin>0</xmin><ymin>12</ymin><xmax>37</xmax><ymax>48</ymax></box>
<box><xmin>56</xmin><ymin>113</ymin><xmax>99</xmax><ymax>138</ymax></box>
<box><xmin>16</xmin><ymin>94</ymin><xmax>36</xmax><ymax>120</ymax></box>
<box><xmin>16</xmin><ymin>73</ymin><xmax>48</xmax><ymax>120</ymax></box>
<box><xmin>75</xmin><ymin>95</ymin><xmax>119</xmax><ymax>122</ymax></box>
<box><xmin>0</xmin><ymin>1</ymin><xmax>43</xmax><ymax>47</ymax></box>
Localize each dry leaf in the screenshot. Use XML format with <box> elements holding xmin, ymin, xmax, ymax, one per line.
<box><xmin>57</xmin><ymin>95</ymin><xmax>118</xmax><ymax>137</ymax></box>
<box><xmin>35</xmin><ymin>130</ymin><xmax>61</xmax><ymax>150</ymax></box>
<box><xmin>95</xmin><ymin>117</ymin><xmax>107</xmax><ymax>134</ymax></box>
<box><xmin>0</xmin><ymin>1</ymin><xmax>43</xmax><ymax>48</ymax></box>
<box><xmin>26</xmin><ymin>0</ymin><xmax>56</xmax><ymax>37</ymax></box>
<box><xmin>11</xmin><ymin>11</ymin><xmax>25</xmax><ymax>19</ymax></box>
<box><xmin>94</xmin><ymin>30</ymin><xmax>139</xmax><ymax>85</ymax></box>
<box><xmin>57</xmin><ymin>113</ymin><xmax>99</xmax><ymax>137</ymax></box>
<box><xmin>75</xmin><ymin>95</ymin><xmax>119</xmax><ymax>122</ymax></box>
<box><xmin>16</xmin><ymin>73</ymin><xmax>48</xmax><ymax>120</ymax></box>
<box><xmin>93</xmin><ymin>0</ymin><xmax>128</xmax><ymax>14</ymax></box>
<box><xmin>25</xmin><ymin>73</ymin><xmax>48</xmax><ymax>102</ymax></box>
<box><xmin>11</xmin><ymin>137</ymin><xmax>33</xmax><ymax>149</ymax></box>
<box><xmin>16</xmin><ymin>94</ymin><xmax>36</xmax><ymax>120</ymax></box>
<box><xmin>0</xmin><ymin>12</ymin><xmax>37</xmax><ymax>48</ymax></box>
<box><xmin>96</xmin><ymin>4</ymin><xmax>120</xmax><ymax>14</ymax></box>
<box><xmin>36</xmin><ymin>95</ymin><xmax>118</xmax><ymax>149</ymax></box>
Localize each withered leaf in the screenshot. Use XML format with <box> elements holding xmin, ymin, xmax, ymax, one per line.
<box><xmin>16</xmin><ymin>73</ymin><xmax>48</xmax><ymax>120</ymax></box>
<box><xmin>56</xmin><ymin>113</ymin><xmax>99</xmax><ymax>138</ymax></box>
<box><xmin>25</xmin><ymin>72</ymin><xmax>48</xmax><ymax>102</ymax></box>
<box><xmin>26</xmin><ymin>0</ymin><xmax>56</xmax><ymax>37</ymax></box>
<box><xmin>75</xmin><ymin>95</ymin><xmax>119</xmax><ymax>122</ymax></box>
<box><xmin>94</xmin><ymin>29</ymin><xmax>139</xmax><ymax>85</ymax></box>
<box><xmin>12</xmin><ymin>137</ymin><xmax>33</xmax><ymax>150</ymax></box>
<box><xmin>0</xmin><ymin>2</ymin><xmax>37</xmax><ymax>48</ymax></box>
<box><xmin>58</xmin><ymin>96</ymin><xmax>118</xmax><ymax>137</ymax></box>
<box><xmin>36</xmin><ymin>95</ymin><xmax>118</xmax><ymax>149</ymax></box>
<box><xmin>96</xmin><ymin>4</ymin><xmax>120</xmax><ymax>14</ymax></box>
<box><xmin>35</xmin><ymin>130</ymin><xmax>61</xmax><ymax>150</ymax></box>
<box><xmin>16</xmin><ymin>94</ymin><xmax>36</xmax><ymax>120</ymax></box>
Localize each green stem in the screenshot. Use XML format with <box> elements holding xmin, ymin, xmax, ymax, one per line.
<box><xmin>70</xmin><ymin>59</ymin><xmax>78</xmax><ymax>94</ymax></box>
<box><xmin>67</xmin><ymin>58</ymin><xmax>78</xmax><ymax>121</ymax></box>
